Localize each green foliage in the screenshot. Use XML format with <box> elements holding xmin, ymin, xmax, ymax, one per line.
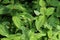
<box><xmin>35</xmin><ymin>15</ymin><xmax>46</xmax><ymax>32</ymax></box>
<box><xmin>0</xmin><ymin>24</ymin><xmax>9</xmax><ymax>37</ymax></box>
<box><xmin>12</xmin><ymin>15</ymin><xmax>22</xmax><ymax>29</ymax></box>
<box><xmin>0</xmin><ymin>0</ymin><xmax>60</xmax><ymax>40</ymax></box>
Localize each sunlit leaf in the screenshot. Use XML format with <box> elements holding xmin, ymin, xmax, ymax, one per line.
<box><xmin>46</xmin><ymin>7</ymin><xmax>55</xmax><ymax>16</ymax></box>
<box><xmin>34</xmin><ymin>10</ymin><xmax>40</xmax><ymax>15</ymax></box>
<box><xmin>35</xmin><ymin>15</ymin><xmax>46</xmax><ymax>31</ymax></box>
<box><xmin>39</xmin><ymin>0</ymin><xmax>46</xmax><ymax>7</ymax></box>
<box><xmin>12</xmin><ymin>16</ymin><xmax>22</xmax><ymax>29</ymax></box>
<box><xmin>0</xmin><ymin>24</ymin><xmax>9</xmax><ymax>37</ymax></box>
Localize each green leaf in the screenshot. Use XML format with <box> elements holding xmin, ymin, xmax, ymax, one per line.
<box><xmin>46</xmin><ymin>7</ymin><xmax>55</xmax><ymax>16</ymax></box>
<box><xmin>12</xmin><ymin>16</ymin><xmax>22</xmax><ymax>29</ymax></box>
<box><xmin>0</xmin><ymin>5</ymin><xmax>11</xmax><ymax>15</ymax></box>
<box><xmin>58</xmin><ymin>32</ymin><xmax>60</xmax><ymax>40</ymax></box>
<box><xmin>12</xmin><ymin>15</ymin><xmax>29</xmax><ymax>40</ymax></box>
<box><xmin>9</xmin><ymin>35</ymin><xmax>21</xmax><ymax>40</ymax></box>
<box><xmin>56</xmin><ymin>25</ymin><xmax>60</xmax><ymax>30</ymax></box>
<box><xmin>1</xmin><ymin>34</ymin><xmax>21</xmax><ymax>40</ymax></box>
<box><xmin>28</xmin><ymin>30</ymin><xmax>46</xmax><ymax>40</ymax></box>
<box><xmin>6</xmin><ymin>4</ymin><xmax>14</xmax><ymax>10</ymax></box>
<box><xmin>0</xmin><ymin>6</ymin><xmax>5</xmax><ymax>14</ymax></box>
<box><xmin>0</xmin><ymin>24</ymin><xmax>9</xmax><ymax>37</ymax></box>
<box><xmin>39</xmin><ymin>0</ymin><xmax>46</xmax><ymax>7</ymax></box>
<box><xmin>44</xmin><ymin>22</ymin><xmax>52</xmax><ymax>30</ymax></box>
<box><xmin>48</xmin><ymin>16</ymin><xmax>59</xmax><ymax>27</ymax></box>
<box><xmin>21</xmin><ymin>26</ymin><xmax>29</xmax><ymax>40</ymax></box>
<box><xmin>40</xmin><ymin>7</ymin><xmax>46</xmax><ymax>15</ymax></box>
<box><xmin>48</xmin><ymin>30</ymin><xmax>52</xmax><ymax>38</ymax></box>
<box><xmin>55</xmin><ymin>6</ymin><xmax>60</xmax><ymax>17</ymax></box>
<box><xmin>46</xmin><ymin>0</ymin><xmax>59</xmax><ymax>6</ymax></box>
<box><xmin>19</xmin><ymin>12</ymin><xmax>34</xmax><ymax>28</ymax></box>
<box><xmin>23</xmin><ymin>12</ymin><xmax>34</xmax><ymax>21</ymax></box>
<box><xmin>10</xmin><ymin>0</ymin><xmax>14</xmax><ymax>4</ymax></box>
<box><xmin>34</xmin><ymin>10</ymin><xmax>40</xmax><ymax>15</ymax></box>
<box><xmin>35</xmin><ymin>15</ymin><xmax>46</xmax><ymax>31</ymax></box>
<box><xmin>28</xmin><ymin>30</ymin><xmax>38</xmax><ymax>40</ymax></box>
<box><xmin>2</xmin><ymin>0</ymin><xmax>9</xmax><ymax>4</ymax></box>
<box><xmin>6</xmin><ymin>3</ymin><xmax>27</xmax><ymax>12</ymax></box>
<box><xmin>15</xmin><ymin>4</ymin><xmax>27</xmax><ymax>12</ymax></box>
